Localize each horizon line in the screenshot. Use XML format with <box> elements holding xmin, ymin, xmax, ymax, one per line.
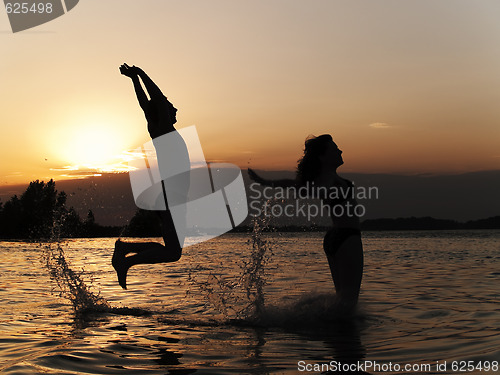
<box><xmin>2</xmin><ymin>168</ymin><xmax>500</xmax><ymax>189</ymax></box>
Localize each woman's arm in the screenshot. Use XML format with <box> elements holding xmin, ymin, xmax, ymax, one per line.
<box><xmin>135</xmin><ymin>67</ymin><xmax>165</xmax><ymax>100</ymax></box>
<box><xmin>131</xmin><ymin>75</ymin><xmax>149</xmax><ymax>112</ymax></box>
<box><xmin>248</xmin><ymin>168</ymin><xmax>296</xmax><ymax>188</ymax></box>
<box><xmin>120</xmin><ymin>63</ymin><xmax>149</xmax><ymax>112</ymax></box>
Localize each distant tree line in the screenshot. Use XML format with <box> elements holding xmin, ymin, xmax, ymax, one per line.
<box><xmin>232</xmin><ymin>216</ymin><xmax>500</xmax><ymax>232</ymax></box>
<box><xmin>360</xmin><ymin>216</ymin><xmax>500</xmax><ymax>231</ymax></box>
<box><xmin>0</xmin><ymin>179</ymin><xmax>168</xmax><ymax>240</ymax></box>
<box><xmin>0</xmin><ymin>180</ymin><xmax>120</xmax><ymax>240</ymax></box>
<box><xmin>0</xmin><ymin>180</ymin><xmax>498</xmax><ymax>240</ymax></box>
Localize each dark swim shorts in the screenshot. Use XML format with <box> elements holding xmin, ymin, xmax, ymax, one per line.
<box><xmin>323</xmin><ymin>227</ymin><xmax>361</xmax><ymax>257</ymax></box>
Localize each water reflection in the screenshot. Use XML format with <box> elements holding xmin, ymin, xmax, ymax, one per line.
<box><xmin>1</xmin><ymin>231</ymin><xmax>498</xmax><ymax>374</ymax></box>
<box><xmin>322</xmin><ymin>318</ymin><xmax>371</xmax><ymax>375</ymax></box>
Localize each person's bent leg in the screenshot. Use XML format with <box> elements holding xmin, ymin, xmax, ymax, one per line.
<box><xmin>113</xmin><ymin>241</ymin><xmax>181</xmax><ymax>290</ymax></box>
<box><xmin>113</xmin><ymin>210</ymin><xmax>183</xmax><ymax>290</ymax></box>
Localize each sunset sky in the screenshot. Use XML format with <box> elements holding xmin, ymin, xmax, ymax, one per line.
<box><xmin>1</xmin><ymin>1</ymin><xmax>500</xmax><ymax>186</ymax></box>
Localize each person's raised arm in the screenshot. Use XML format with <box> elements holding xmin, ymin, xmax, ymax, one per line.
<box><xmin>248</xmin><ymin>168</ymin><xmax>297</xmax><ymax>188</ymax></box>
<box><xmin>120</xmin><ymin>63</ymin><xmax>148</xmax><ymax>112</ymax></box>
<box><xmin>135</xmin><ymin>66</ymin><xmax>165</xmax><ymax>100</ymax></box>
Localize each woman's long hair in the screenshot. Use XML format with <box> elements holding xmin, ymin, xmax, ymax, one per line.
<box><xmin>296</xmin><ymin>134</ymin><xmax>333</xmax><ymax>184</ymax></box>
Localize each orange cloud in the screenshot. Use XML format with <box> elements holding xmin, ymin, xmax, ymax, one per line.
<box><xmin>369</xmin><ymin>123</ymin><xmax>392</xmax><ymax>129</ymax></box>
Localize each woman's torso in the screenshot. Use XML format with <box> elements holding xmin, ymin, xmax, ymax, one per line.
<box><xmin>317</xmin><ymin>174</ymin><xmax>361</xmax><ymax>230</ymax></box>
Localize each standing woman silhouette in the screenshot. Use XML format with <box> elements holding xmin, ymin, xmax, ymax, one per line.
<box><xmin>249</xmin><ymin>135</ymin><xmax>363</xmax><ymax>310</ymax></box>
<box><xmin>112</xmin><ymin>64</ymin><xmax>189</xmax><ymax>289</ymax></box>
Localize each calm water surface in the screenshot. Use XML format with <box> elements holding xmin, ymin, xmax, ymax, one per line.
<box><xmin>0</xmin><ymin>230</ymin><xmax>499</xmax><ymax>374</ymax></box>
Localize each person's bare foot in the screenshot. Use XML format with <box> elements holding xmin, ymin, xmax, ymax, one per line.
<box><xmin>112</xmin><ymin>239</ymin><xmax>129</xmax><ymax>290</ymax></box>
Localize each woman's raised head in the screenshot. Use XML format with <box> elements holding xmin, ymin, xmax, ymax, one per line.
<box><xmin>297</xmin><ymin>134</ymin><xmax>342</xmax><ymax>183</ymax></box>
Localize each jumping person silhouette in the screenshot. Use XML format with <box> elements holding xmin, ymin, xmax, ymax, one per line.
<box><xmin>112</xmin><ymin>64</ymin><xmax>189</xmax><ymax>289</ymax></box>
<box><xmin>249</xmin><ymin>135</ymin><xmax>363</xmax><ymax>311</ymax></box>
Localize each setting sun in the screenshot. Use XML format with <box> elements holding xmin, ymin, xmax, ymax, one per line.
<box><xmin>45</xmin><ymin>109</ymin><xmax>147</xmax><ymax>177</ymax></box>
<box><xmin>65</xmin><ymin>125</ymin><xmax>125</xmax><ymax>166</ymax></box>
